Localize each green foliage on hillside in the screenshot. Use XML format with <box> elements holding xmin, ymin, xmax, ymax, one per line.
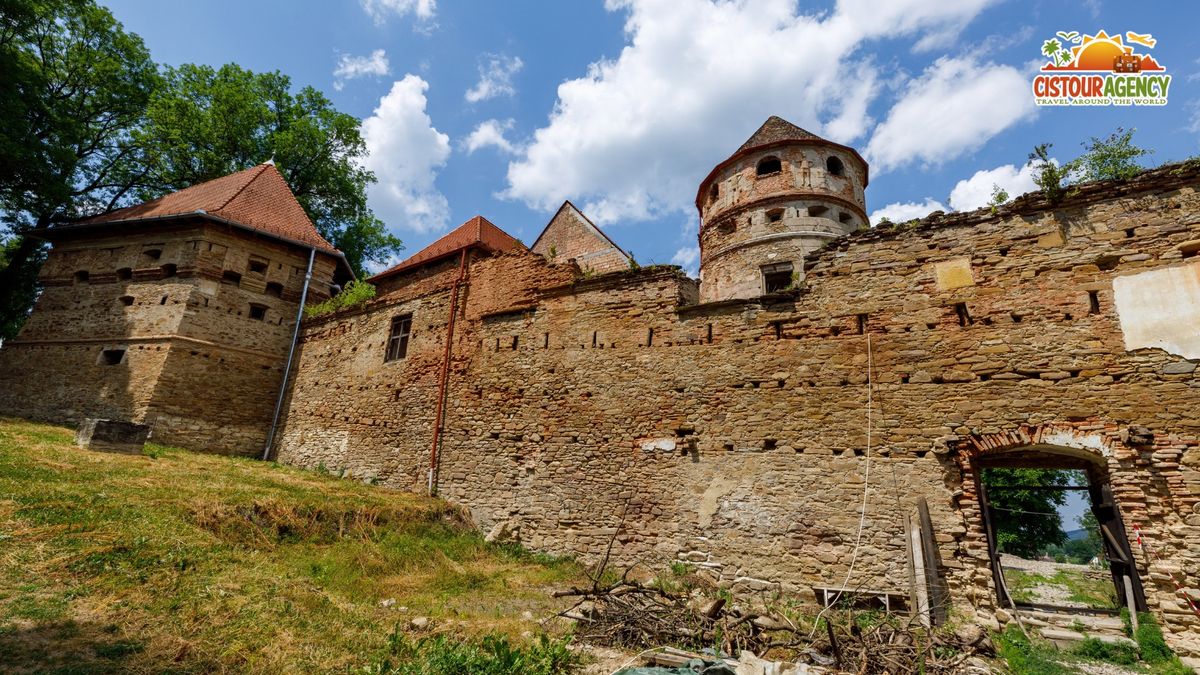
<box><xmin>0</xmin><ymin>418</ymin><xmax>582</xmax><ymax>673</ymax></box>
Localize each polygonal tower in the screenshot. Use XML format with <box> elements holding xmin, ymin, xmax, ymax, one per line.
<box><xmin>696</xmin><ymin>116</ymin><xmax>868</xmax><ymax>302</ymax></box>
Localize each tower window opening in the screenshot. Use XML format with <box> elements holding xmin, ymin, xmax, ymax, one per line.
<box><xmin>265</xmin><ymin>281</ymin><xmax>283</xmax><ymax>298</ymax></box>
<box><xmin>756</xmin><ymin>156</ymin><xmax>781</xmax><ymax>176</ymax></box>
<box><xmin>249</xmin><ymin>303</ymin><xmax>267</xmax><ymax>321</ymax></box>
<box><xmin>248</xmin><ymin>258</ymin><xmax>269</xmax><ymax>275</ymax></box>
<box><xmin>116</xmin><ymin>267</ymin><xmax>133</xmax><ymax>281</ymax></box>
<box><xmin>807</xmin><ymin>205</ymin><xmax>829</xmax><ymax>217</ymax></box>
<box><xmin>74</xmin><ymin>270</ymin><xmax>90</xmax><ymax>284</ymax></box>
<box><xmin>761</xmin><ymin>262</ymin><xmax>794</xmax><ymax>294</ymax></box>
<box><xmin>119</xmin><ymin>295</ymin><xmax>134</xmax><ymax>307</ymax></box>
<box><xmin>838</xmin><ymin>211</ymin><xmax>854</xmax><ymax>224</ymax></box>
<box><xmin>222</xmin><ymin>270</ymin><xmax>242</xmax><ymax>285</ymax></box>
<box><xmin>766</xmin><ymin>208</ymin><xmax>784</xmax><ymax>223</ymax></box>
<box><xmin>142</xmin><ymin>248</ymin><xmax>162</xmax><ymax>260</ymax></box>
<box><xmin>826</xmin><ymin>156</ymin><xmax>845</xmax><ymax>176</ymax></box>
<box><xmin>708</xmin><ymin>183</ymin><xmax>719</xmax><ymax>204</ymax></box>
<box><xmin>161</xmin><ymin>263</ymin><xmax>177</xmax><ymax>278</ymax></box>
<box><xmin>101</xmin><ymin>348</ymin><xmax>126</xmax><ymax>365</ymax></box>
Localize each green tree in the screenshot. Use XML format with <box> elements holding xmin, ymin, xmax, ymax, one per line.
<box><xmin>987</xmin><ymin>183</ymin><xmax>1010</xmax><ymax>213</ymax></box>
<box><xmin>1074</xmin><ymin>127</ymin><xmax>1152</xmax><ymax>183</ymax></box>
<box><xmin>1027</xmin><ymin>143</ymin><xmax>1073</xmax><ymax>203</ymax></box>
<box><xmin>0</xmin><ymin>0</ymin><xmax>160</xmax><ymax>338</ymax></box>
<box><xmin>133</xmin><ymin>63</ymin><xmax>401</xmax><ymax>274</ymax></box>
<box><xmin>982</xmin><ymin>467</ymin><xmax>1072</xmax><ymax>558</ymax></box>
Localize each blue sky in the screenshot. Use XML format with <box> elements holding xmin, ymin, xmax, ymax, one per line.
<box><xmin>103</xmin><ymin>0</ymin><xmax>1200</xmax><ymax>273</ymax></box>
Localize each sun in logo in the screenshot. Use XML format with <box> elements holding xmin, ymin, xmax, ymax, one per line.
<box><xmin>1041</xmin><ymin>30</ymin><xmax>1164</xmax><ymax>72</ymax></box>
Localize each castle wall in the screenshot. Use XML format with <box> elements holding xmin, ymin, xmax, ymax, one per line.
<box><xmin>0</xmin><ymin>220</ymin><xmax>338</xmax><ymax>456</ymax></box>
<box><xmin>277</xmin><ymin>166</ymin><xmax>1200</xmax><ymax>657</ymax></box>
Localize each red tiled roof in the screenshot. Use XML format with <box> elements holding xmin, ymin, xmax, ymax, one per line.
<box><xmin>369</xmin><ymin>215</ymin><xmax>525</xmax><ymax>282</ymax></box>
<box><xmin>736</xmin><ymin>115</ymin><xmax>820</xmax><ymax>154</ymax></box>
<box><xmin>77</xmin><ymin>164</ymin><xmax>339</xmax><ymax>253</ymax></box>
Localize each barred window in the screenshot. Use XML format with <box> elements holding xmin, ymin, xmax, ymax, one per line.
<box><xmin>385</xmin><ymin>314</ymin><xmax>413</xmax><ymax>362</ymax></box>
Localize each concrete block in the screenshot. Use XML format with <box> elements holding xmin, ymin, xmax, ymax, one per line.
<box><xmin>76</xmin><ymin>419</ymin><xmax>150</xmax><ymax>454</ymax></box>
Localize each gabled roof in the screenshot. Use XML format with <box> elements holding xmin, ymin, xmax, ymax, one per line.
<box><xmin>74</xmin><ymin>164</ymin><xmax>339</xmax><ymax>253</ymax></box>
<box><xmin>530</xmin><ymin>200</ymin><xmax>631</xmax><ymax>261</ymax></box>
<box><xmin>368</xmin><ymin>215</ymin><xmax>525</xmax><ymax>282</ymax></box>
<box><xmin>736</xmin><ymin>116</ymin><xmax>819</xmax><ymax>154</ymax></box>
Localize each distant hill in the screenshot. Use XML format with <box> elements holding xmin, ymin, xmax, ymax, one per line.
<box><xmin>1066</xmin><ymin>528</ymin><xmax>1090</xmax><ymax>541</ymax></box>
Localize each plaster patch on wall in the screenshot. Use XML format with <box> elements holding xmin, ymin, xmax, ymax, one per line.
<box><xmin>934</xmin><ymin>258</ymin><xmax>975</xmax><ymax>291</ymax></box>
<box><xmin>1113</xmin><ymin>263</ymin><xmax>1200</xmax><ymax>360</ymax></box>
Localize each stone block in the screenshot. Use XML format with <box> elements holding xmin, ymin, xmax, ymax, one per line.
<box><xmin>75</xmin><ymin>419</ymin><xmax>150</xmax><ymax>454</ymax></box>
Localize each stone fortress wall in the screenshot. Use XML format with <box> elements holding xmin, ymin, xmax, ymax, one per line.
<box><xmin>276</xmin><ymin>164</ymin><xmax>1200</xmax><ymax>657</ymax></box>
<box><xmin>0</xmin><ymin>218</ymin><xmax>338</xmax><ymax>455</ymax></box>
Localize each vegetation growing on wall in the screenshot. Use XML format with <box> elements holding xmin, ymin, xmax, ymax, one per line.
<box><xmin>303</xmin><ymin>279</ymin><xmax>377</xmax><ymax>318</ymax></box>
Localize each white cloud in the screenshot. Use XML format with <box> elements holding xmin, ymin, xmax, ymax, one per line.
<box><xmin>333</xmin><ymin>49</ymin><xmax>390</xmax><ymax>91</ymax></box>
<box><xmin>670</xmin><ymin>245</ymin><xmax>700</xmax><ymax>276</ymax></box>
<box><xmin>502</xmin><ymin>0</ymin><xmax>999</xmax><ymax>225</ymax></box>
<box><xmin>361</xmin><ymin>75</ymin><xmax>452</xmax><ymax>234</ymax></box>
<box><xmin>869</xmin><ymin>198</ymin><xmax>946</xmax><ymax>224</ymax></box>
<box><xmin>360</xmin><ymin>0</ymin><xmax>435</xmax><ymax>24</ymax></box>
<box><xmin>465</xmin><ymin>54</ymin><xmax>524</xmax><ymax>103</ymax></box>
<box><xmin>462</xmin><ymin>119</ymin><xmax>518</xmax><ymax>155</ymax></box>
<box><xmin>865</xmin><ymin>56</ymin><xmax>1036</xmax><ymax>172</ymax></box>
<box><xmin>948</xmin><ymin>162</ymin><xmax>1041</xmax><ymax>211</ymax></box>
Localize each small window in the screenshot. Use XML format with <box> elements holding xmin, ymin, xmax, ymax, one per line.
<box><xmin>221</xmin><ymin>270</ymin><xmax>242</xmax><ymax>285</ymax></box>
<box><xmin>118</xmin><ymin>295</ymin><xmax>134</xmax><ymax>306</ymax></box>
<box><xmin>142</xmin><ymin>248</ymin><xmax>162</xmax><ymax>260</ymax></box>
<box><xmin>248</xmin><ymin>258</ymin><xmax>268</xmax><ymax>275</ymax></box>
<box><xmin>116</xmin><ymin>267</ymin><xmax>133</xmax><ymax>281</ymax></box>
<box><xmin>766</xmin><ymin>208</ymin><xmax>784</xmax><ymax>223</ymax></box>
<box><xmin>265</xmin><ymin>282</ymin><xmax>283</xmax><ymax>298</ymax></box>
<box><xmin>248</xmin><ymin>304</ymin><xmax>267</xmax><ymax>321</ymax></box>
<box><xmin>101</xmin><ymin>348</ymin><xmax>125</xmax><ymax>366</ymax></box>
<box><xmin>756</xmin><ymin>156</ymin><xmax>782</xmax><ymax>176</ymax></box>
<box><xmin>826</xmin><ymin>156</ymin><xmax>845</xmax><ymax>177</ymax></box>
<box><xmin>717</xmin><ymin>220</ymin><xmax>736</xmax><ymax>234</ymax></box>
<box><xmin>838</xmin><ymin>211</ymin><xmax>854</xmax><ymax>224</ymax></box>
<box><xmin>385</xmin><ymin>314</ymin><xmax>413</xmax><ymax>362</ymax></box>
<box><xmin>761</xmin><ymin>262</ymin><xmax>794</xmax><ymax>293</ymax></box>
<box><xmin>807</xmin><ymin>205</ymin><xmax>829</xmax><ymax>217</ymax></box>
<box><xmin>161</xmin><ymin>263</ymin><xmax>177</xmax><ymax>278</ymax></box>
<box><xmin>74</xmin><ymin>270</ymin><xmax>90</xmax><ymax>284</ymax></box>
<box><xmin>708</xmin><ymin>183</ymin><xmax>719</xmax><ymax>204</ymax></box>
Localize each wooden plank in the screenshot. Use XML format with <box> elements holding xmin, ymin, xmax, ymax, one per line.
<box><xmin>917</xmin><ymin>497</ymin><xmax>949</xmax><ymax>625</ymax></box>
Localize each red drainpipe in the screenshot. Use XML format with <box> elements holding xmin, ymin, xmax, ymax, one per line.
<box><xmin>429</xmin><ymin>248</ymin><xmax>468</xmax><ymax>495</ymax></box>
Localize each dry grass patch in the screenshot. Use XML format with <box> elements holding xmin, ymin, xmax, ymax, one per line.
<box><xmin>0</xmin><ymin>418</ymin><xmax>584</xmax><ymax>673</ymax></box>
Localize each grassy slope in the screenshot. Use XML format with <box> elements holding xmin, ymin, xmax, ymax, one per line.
<box><xmin>0</xmin><ymin>419</ymin><xmax>582</xmax><ymax>673</ymax></box>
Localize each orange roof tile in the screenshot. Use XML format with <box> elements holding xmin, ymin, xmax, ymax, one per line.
<box><xmin>77</xmin><ymin>164</ymin><xmax>338</xmax><ymax>253</ymax></box>
<box><xmin>369</xmin><ymin>215</ymin><xmax>525</xmax><ymax>282</ymax></box>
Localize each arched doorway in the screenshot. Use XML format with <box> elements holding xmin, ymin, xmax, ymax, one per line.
<box><xmin>972</xmin><ymin>443</ymin><xmax>1147</xmax><ymax>615</ymax></box>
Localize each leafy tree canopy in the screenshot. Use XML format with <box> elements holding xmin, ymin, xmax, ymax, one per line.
<box><xmin>1027</xmin><ymin>127</ymin><xmax>1153</xmax><ymax>203</ymax></box>
<box><xmin>134</xmin><ymin>63</ymin><xmax>400</xmax><ymax>274</ymax></box>
<box><xmin>0</xmin><ymin>0</ymin><xmax>400</xmax><ymax>339</ymax></box>
<box><xmin>981</xmin><ymin>467</ymin><xmax>1074</xmax><ymax>558</ymax></box>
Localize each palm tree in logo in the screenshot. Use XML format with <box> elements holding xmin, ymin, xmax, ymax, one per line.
<box><xmin>1042</xmin><ymin>38</ymin><xmax>1072</xmax><ymax>67</ymax></box>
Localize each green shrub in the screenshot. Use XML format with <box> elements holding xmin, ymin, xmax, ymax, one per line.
<box><xmin>1071</xmin><ymin>637</ymin><xmax>1138</xmax><ymax>665</ymax></box>
<box><xmin>367</xmin><ymin>631</ymin><xmax>579</xmax><ymax>675</ymax></box>
<box><xmin>303</xmin><ymin>280</ymin><xmax>376</xmax><ymax>319</ymax></box>
<box><xmin>1134</xmin><ymin>613</ymin><xmax>1174</xmax><ymax>664</ymax></box>
<box><xmin>993</xmin><ymin>625</ymin><xmax>1071</xmax><ymax>675</ymax></box>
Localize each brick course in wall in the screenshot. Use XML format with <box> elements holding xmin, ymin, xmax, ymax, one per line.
<box><xmin>277</xmin><ymin>163</ymin><xmax>1200</xmax><ymax>657</ymax></box>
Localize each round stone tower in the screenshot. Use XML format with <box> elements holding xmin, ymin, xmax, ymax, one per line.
<box><xmin>696</xmin><ymin>116</ymin><xmax>868</xmax><ymax>302</ymax></box>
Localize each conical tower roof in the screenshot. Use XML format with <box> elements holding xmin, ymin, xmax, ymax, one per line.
<box><xmin>736</xmin><ymin>116</ymin><xmax>820</xmax><ymax>154</ymax></box>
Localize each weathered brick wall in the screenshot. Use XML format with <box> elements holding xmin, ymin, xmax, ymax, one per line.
<box><xmin>531</xmin><ymin>203</ymin><xmax>631</xmax><ymax>274</ymax></box>
<box><xmin>277</xmin><ymin>166</ymin><xmax>1200</xmax><ymax>656</ymax></box>
<box><xmin>0</xmin><ymin>220</ymin><xmax>338</xmax><ymax>455</ymax></box>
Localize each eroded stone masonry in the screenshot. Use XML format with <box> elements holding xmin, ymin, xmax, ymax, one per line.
<box><xmin>3</xmin><ymin>118</ymin><xmax>1199</xmax><ymax>659</ymax></box>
